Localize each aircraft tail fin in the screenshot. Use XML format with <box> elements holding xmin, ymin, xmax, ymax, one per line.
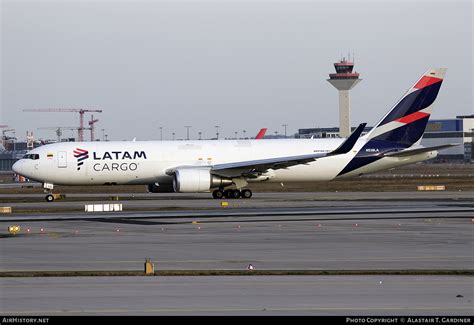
<box><xmin>364</xmin><ymin>68</ymin><xmax>447</xmax><ymax>147</ymax></box>
<box><xmin>255</xmin><ymin>128</ymin><xmax>267</xmax><ymax>139</ymax></box>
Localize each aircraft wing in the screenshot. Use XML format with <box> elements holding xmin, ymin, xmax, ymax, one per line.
<box><xmin>210</xmin><ymin>123</ymin><xmax>366</xmax><ymax>178</ymax></box>
<box><xmin>384</xmin><ymin>143</ymin><xmax>460</xmax><ymax>158</ymax></box>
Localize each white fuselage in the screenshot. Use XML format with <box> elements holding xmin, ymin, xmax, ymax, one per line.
<box><xmin>12</xmin><ymin>138</ymin><xmax>434</xmax><ymax>187</ymax></box>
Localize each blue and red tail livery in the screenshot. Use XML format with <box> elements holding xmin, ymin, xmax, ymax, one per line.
<box><xmin>365</xmin><ymin>68</ymin><xmax>446</xmax><ymax>146</ymax></box>
<box><xmin>338</xmin><ymin>68</ymin><xmax>447</xmax><ymax>176</ymax></box>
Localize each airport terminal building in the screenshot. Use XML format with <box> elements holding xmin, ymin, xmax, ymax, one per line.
<box><xmin>423</xmin><ymin>115</ymin><xmax>473</xmax><ymax>162</ymax></box>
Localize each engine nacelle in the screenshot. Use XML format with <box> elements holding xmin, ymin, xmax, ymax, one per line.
<box><xmin>147</xmin><ymin>183</ymin><xmax>174</xmax><ymax>193</ymax></box>
<box><xmin>173</xmin><ymin>168</ymin><xmax>232</xmax><ymax>193</ymax></box>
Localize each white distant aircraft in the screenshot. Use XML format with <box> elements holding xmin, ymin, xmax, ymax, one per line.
<box><xmin>13</xmin><ymin>68</ymin><xmax>457</xmax><ymax>201</ymax></box>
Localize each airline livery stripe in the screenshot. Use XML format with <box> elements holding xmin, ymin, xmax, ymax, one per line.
<box><xmin>396</xmin><ymin>111</ymin><xmax>430</xmax><ymax>124</ymax></box>
<box><xmin>379</xmin><ymin>81</ymin><xmax>442</xmax><ymax>126</ymax></box>
<box><xmin>413</xmin><ymin>76</ymin><xmax>442</xmax><ymax>89</ymax></box>
<box><xmin>74</xmin><ymin>148</ymin><xmax>88</xmax><ymax>153</ymax></box>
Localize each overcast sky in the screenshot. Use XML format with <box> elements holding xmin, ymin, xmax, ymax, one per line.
<box><xmin>1</xmin><ymin>0</ymin><xmax>472</xmax><ymax>141</ymax></box>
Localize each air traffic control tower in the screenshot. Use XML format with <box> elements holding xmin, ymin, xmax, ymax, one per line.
<box><xmin>327</xmin><ymin>58</ymin><xmax>361</xmax><ymax>138</ymax></box>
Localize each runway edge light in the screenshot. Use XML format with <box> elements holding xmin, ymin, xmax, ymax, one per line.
<box><xmin>8</xmin><ymin>225</ymin><xmax>20</xmax><ymax>235</ymax></box>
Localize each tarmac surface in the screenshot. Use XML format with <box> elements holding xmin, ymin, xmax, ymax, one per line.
<box><xmin>0</xmin><ymin>191</ymin><xmax>473</xmax><ymax>315</ymax></box>
<box><xmin>0</xmin><ymin>192</ymin><xmax>472</xmax><ymax>271</ymax></box>
<box><xmin>1</xmin><ymin>276</ymin><xmax>472</xmax><ymax>315</ymax></box>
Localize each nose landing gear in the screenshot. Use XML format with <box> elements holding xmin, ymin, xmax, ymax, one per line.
<box><xmin>43</xmin><ymin>182</ymin><xmax>57</xmax><ymax>202</ymax></box>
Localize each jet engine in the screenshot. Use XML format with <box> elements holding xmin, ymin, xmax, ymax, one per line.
<box><xmin>173</xmin><ymin>168</ymin><xmax>232</xmax><ymax>193</ymax></box>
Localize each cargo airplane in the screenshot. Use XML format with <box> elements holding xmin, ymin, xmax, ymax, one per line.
<box><xmin>13</xmin><ymin>68</ymin><xmax>456</xmax><ymax>201</ymax></box>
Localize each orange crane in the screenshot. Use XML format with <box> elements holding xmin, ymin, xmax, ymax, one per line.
<box><xmin>88</xmin><ymin>115</ymin><xmax>99</xmax><ymax>141</ymax></box>
<box><xmin>23</xmin><ymin>108</ymin><xmax>102</xmax><ymax>141</ymax></box>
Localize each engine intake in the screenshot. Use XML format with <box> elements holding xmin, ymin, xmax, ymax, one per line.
<box><xmin>173</xmin><ymin>168</ymin><xmax>232</xmax><ymax>193</ymax></box>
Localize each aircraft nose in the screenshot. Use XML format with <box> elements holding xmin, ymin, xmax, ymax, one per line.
<box><xmin>12</xmin><ymin>160</ymin><xmax>22</xmax><ymax>175</ymax></box>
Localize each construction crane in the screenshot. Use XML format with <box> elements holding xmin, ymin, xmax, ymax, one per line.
<box><xmin>23</xmin><ymin>108</ymin><xmax>102</xmax><ymax>141</ymax></box>
<box><xmin>2</xmin><ymin>129</ymin><xmax>15</xmax><ymax>138</ymax></box>
<box><xmin>88</xmin><ymin>115</ymin><xmax>99</xmax><ymax>141</ymax></box>
<box><xmin>26</xmin><ymin>131</ymin><xmax>34</xmax><ymax>150</ymax></box>
<box><xmin>0</xmin><ymin>126</ymin><xmax>10</xmax><ymax>149</ymax></box>
<box><xmin>2</xmin><ymin>129</ymin><xmax>15</xmax><ymax>150</ymax></box>
<box><xmin>38</xmin><ymin>127</ymin><xmax>82</xmax><ymax>142</ymax></box>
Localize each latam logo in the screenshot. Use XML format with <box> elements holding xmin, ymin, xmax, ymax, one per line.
<box><xmin>73</xmin><ymin>148</ymin><xmax>89</xmax><ymax>170</ymax></box>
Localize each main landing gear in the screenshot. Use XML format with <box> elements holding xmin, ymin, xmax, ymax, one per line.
<box><xmin>212</xmin><ymin>189</ymin><xmax>253</xmax><ymax>199</ymax></box>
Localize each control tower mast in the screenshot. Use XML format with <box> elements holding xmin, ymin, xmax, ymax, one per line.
<box><xmin>327</xmin><ymin>56</ymin><xmax>362</xmax><ymax>137</ymax></box>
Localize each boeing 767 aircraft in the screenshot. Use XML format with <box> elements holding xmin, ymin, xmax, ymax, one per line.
<box><xmin>13</xmin><ymin>68</ymin><xmax>456</xmax><ymax>201</ymax></box>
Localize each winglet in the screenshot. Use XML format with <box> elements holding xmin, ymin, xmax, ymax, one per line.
<box><xmin>328</xmin><ymin>123</ymin><xmax>366</xmax><ymax>156</ymax></box>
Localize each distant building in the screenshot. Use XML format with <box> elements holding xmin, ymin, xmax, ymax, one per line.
<box><xmin>297</xmin><ymin>126</ymin><xmax>370</xmax><ymax>139</ymax></box>
<box><xmin>422</xmin><ymin>115</ymin><xmax>473</xmax><ymax>162</ymax></box>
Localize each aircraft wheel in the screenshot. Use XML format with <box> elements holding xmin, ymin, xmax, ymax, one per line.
<box><xmin>241</xmin><ymin>189</ymin><xmax>252</xmax><ymax>199</ymax></box>
<box><xmin>229</xmin><ymin>190</ymin><xmax>241</xmax><ymax>199</ymax></box>
<box><xmin>212</xmin><ymin>189</ymin><xmax>224</xmax><ymax>199</ymax></box>
<box><xmin>45</xmin><ymin>194</ymin><xmax>55</xmax><ymax>202</ymax></box>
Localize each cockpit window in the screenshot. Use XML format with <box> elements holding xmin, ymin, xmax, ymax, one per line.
<box><xmin>22</xmin><ymin>154</ymin><xmax>39</xmax><ymax>160</ymax></box>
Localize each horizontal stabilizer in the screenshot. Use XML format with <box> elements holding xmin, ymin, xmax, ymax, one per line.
<box><xmin>384</xmin><ymin>143</ymin><xmax>460</xmax><ymax>158</ymax></box>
